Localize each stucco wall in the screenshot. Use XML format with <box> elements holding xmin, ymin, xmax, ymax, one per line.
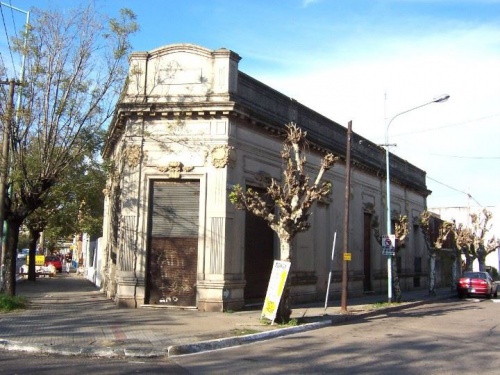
<box><xmin>101</xmin><ymin>43</ymin><xmax>431</xmax><ymax>310</ymax></box>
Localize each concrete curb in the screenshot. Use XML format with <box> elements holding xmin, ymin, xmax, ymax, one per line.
<box><xmin>0</xmin><ymin>339</ymin><xmax>168</xmax><ymax>358</ymax></box>
<box><xmin>0</xmin><ymin>321</ymin><xmax>333</xmax><ymax>359</ymax></box>
<box><xmin>167</xmin><ymin>319</ymin><xmax>332</xmax><ymax>357</ymax></box>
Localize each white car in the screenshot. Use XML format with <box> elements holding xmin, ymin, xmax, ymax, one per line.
<box><xmin>17</xmin><ymin>249</ymin><xmax>29</xmax><ymax>259</ymax></box>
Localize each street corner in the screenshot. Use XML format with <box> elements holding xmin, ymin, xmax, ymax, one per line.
<box><xmin>167</xmin><ymin>319</ymin><xmax>332</xmax><ymax>357</ymax></box>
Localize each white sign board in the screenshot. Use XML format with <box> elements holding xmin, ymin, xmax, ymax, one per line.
<box><xmin>261</xmin><ymin>260</ymin><xmax>291</xmax><ymax>322</ymax></box>
<box><xmin>382</xmin><ymin>234</ymin><xmax>396</xmax><ymax>256</ymax></box>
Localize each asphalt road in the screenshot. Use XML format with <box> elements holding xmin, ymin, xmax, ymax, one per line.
<box><xmin>1</xmin><ymin>296</ymin><xmax>498</xmax><ymax>374</ymax></box>
<box><xmin>174</xmin><ymin>297</ymin><xmax>500</xmax><ymax>374</ymax></box>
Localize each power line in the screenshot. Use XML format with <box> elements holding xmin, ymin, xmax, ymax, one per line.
<box><xmin>6</xmin><ymin>1</ymin><xmax>19</xmax><ymax>40</ymax></box>
<box><xmin>423</xmin><ymin>153</ymin><xmax>500</xmax><ymax>160</ymax></box>
<box><xmin>427</xmin><ymin>175</ymin><xmax>482</xmax><ymax>206</ymax></box>
<box><xmin>0</xmin><ymin>3</ymin><xmax>17</xmax><ymax>78</ymax></box>
<box><xmin>392</xmin><ymin>112</ymin><xmax>500</xmax><ymax>138</ymax></box>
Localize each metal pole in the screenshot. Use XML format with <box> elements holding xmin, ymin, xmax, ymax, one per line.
<box><xmin>0</xmin><ymin>79</ymin><xmax>17</xmax><ymax>289</ymax></box>
<box><xmin>385</xmin><ymin>141</ymin><xmax>393</xmax><ymax>303</ymax></box>
<box><xmin>324</xmin><ymin>232</ymin><xmax>336</xmax><ymax>314</ymax></box>
<box><xmin>0</xmin><ymin>3</ymin><xmax>30</xmax><ymax>114</ymax></box>
<box><xmin>340</xmin><ymin>120</ymin><xmax>352</xmax><ymax>314</ymax></box>
<box><xmin>0</xmin><ymin>4</ymin><xmax>30</xmax><ymax>289</ymax></box>
<box><xmin>383</xmin><ymin>94</ymin><xmax>450</xmax><ymax>303</ymax></box>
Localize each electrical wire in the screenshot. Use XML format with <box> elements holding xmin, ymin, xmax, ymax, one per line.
<box><xmin>392</xmin><ymin>113</ymin><xmax>500</xmax><ymax>138</ymax></box>
<box><xmin>7</xmin><ymin>1</ymin><xmax>18</xmax><ymax>40</ymax></box>
<box><xmin>424</xmin><ymin>153</ymin><xmax>500</xmax><ymax>160</ymax></box>
<box><xmin>0</xmin><ymin>3</ymin><xmax>17</xmax><ymax>78</ymax></box>
<box><xmin>427</xmin><ymin>175</ymin><xmax>482</xmax><ymax>207</ymax></box>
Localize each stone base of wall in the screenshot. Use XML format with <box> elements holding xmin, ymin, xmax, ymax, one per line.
<box><xmin>115</xmin><ymin>271</ymin><xmax>145</xmax><ymax>308</ymax></box>
<box><xmin>197</xmin><ymin>279</ymin><xmax>246</xmax><ymax>312</ymax></box>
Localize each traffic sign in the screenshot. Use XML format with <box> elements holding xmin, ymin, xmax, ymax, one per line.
<box><xmin>382</xmin><ymin>234</ymin><xmax>396</xmax><ymax>256</ymax></box>
<box><xmin>343</xmin><ymin>252</ymin><xmax>351</xmax><ymax>261</ymax></box>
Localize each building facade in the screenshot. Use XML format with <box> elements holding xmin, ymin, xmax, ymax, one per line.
<box><xmin>101</xmin><ymin>43</ymin><xmax>433</xmax><ymax>311</ymax></box>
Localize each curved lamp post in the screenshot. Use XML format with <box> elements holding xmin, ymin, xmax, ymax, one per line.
<box><xmin>384</xmin><ymin>94</ymin><xmax>450</xmax><ymax>302</ymax></box>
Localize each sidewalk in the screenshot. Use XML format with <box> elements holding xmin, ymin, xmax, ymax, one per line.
<box><xmin>0</xmin><ymin>273</ymin><xmax>456</xmax><ymax>358</ymax></box>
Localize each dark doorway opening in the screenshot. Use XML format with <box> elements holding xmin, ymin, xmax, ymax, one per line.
<box><xmin>244</xmin><ymin>188</ymin><xmax>274</xmax><ymax>303</ymax></box>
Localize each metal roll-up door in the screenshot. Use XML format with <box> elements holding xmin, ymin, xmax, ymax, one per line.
<box><xmin>147</xmin><ymin>180</ymin><xmax>199</xmax><ymax>306</ymax></box>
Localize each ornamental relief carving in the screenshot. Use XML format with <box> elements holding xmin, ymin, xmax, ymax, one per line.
<box><xmin>123</xmin><ymin>145</ymin><xmax>146</xmax><ymax>168</ymax></box>
<box><xmin>157</xmin><ymin>162</ymin><xmax>194</xmax><ymax>178</ymax></box>
<box><xmin>210</xmin><ymin>145</ymin><xmax>233</xmax><ymax>168</ymax></box>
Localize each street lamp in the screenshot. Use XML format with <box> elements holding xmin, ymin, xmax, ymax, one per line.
<box><xmin>384</xmin><ymin>94</ymin><xmax>450</xmax><ymax>303</ymax></box>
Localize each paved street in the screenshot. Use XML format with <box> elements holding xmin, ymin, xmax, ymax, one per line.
<box><xmin>174</xmin><ymin>298</ymin><xmax>500</xmax><ymax>374</ymax></box>
<box><xmin>1</xmin><ymin>271</ymin><xmax>498</xmax><ymax>373</ymax></box>
<box><xmin>1</xmin><ymin>270</ymin><xmax>457</xmax><ymax>359</ymax></box>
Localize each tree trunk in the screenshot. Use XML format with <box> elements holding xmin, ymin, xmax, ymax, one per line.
<box><xmin>477</xmin><ymin>246</ymin><xmax>486</xmax><ymax>272</ymax></box>
<box><xmin>3</xmin><ymin>218</ymin><xmax>22</xmax><ymax>296</ymax></box>
<box><xmin>450</xmin><ymin>250</ymin><xmax>460</xmax><ymax>292</ymax></box>
<box><xmin>392</xmin><ymin>254</ymin><xmax>402</xmax><ymax>302</ymax></box>
<box><xmin>464</xmin><ymin>250</ymin><xmax>473</xmax><ymax>271</ymax></box>
<box><xmin>276</xmin><ymin>241</ymin><xmax>292</xmax><ymax>323</ymax></box>
<box><xmin>28</xmin><ymin>230</ymin><xmax>41</xmax><ymax>281</ymax></box>
<box><xmin>429</xmin><ymin>252</ymin><xmax>436</xmax><ymax>296</ymax></box>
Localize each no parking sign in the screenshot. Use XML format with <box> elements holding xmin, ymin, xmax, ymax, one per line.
<box><xmin>382</xmin><ymin>234</ymin><xmax>396</xmax><ymax>256</ymax></box>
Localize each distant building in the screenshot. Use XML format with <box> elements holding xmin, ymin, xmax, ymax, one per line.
<box><xmin>101</xmin><ymin>44</ymin><xmax>435</xmax><ymax>310</ymax></box>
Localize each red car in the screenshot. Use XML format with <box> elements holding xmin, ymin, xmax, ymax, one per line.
<box><xmin>457</xmin><ymin>271</ymin><xmax>498</xmax><ymax>299</ymax></box>
<box><xmin>44</xmin><ymin>255</ymin><xmax>63</xmax><ymax>273</ymax></box>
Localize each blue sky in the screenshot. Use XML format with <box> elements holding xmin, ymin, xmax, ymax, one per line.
<box><xmin>2</xmin><ymin>0</ymin><xmax>500</xmax><ymax>210</ymax></box>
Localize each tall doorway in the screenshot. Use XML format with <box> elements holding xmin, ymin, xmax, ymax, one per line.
<box><xmin>146</xmin><ymin>180</ymin><xmax>199</xmax><ymax>306</ymax></box>
<box><xmin>244</xmin><ymin>188</ymin><xmax>275</xmax><ymax>303</ymax></box>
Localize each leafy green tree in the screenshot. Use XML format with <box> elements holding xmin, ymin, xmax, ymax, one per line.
<box><xmin>0</xmin><ymin>5</ymin><xmax>137</xmax><ymax>295</ymax></box>
<box><xmin>22</xmin><ymin>145</ymin><xmax>106</xmax><ymax>281</ymax></box>
<box><xmin>230</xmin><ymin>123</ymin><xmax>337</xmax><ymax>322</ymax></box>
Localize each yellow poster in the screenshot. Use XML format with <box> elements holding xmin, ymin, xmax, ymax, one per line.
<box><xmin>261</xmin><ymin>260</ymin><xmax>291</xmax><ymax>322</ymax></box>
<box><xmin>26</xmin><ymin>255</ymin><xmax>45</xmax><ymax>266</ymax></box>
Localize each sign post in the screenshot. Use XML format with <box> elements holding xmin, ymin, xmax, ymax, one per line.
<box><xmin>382</xmin><ymin>234</ymin><xmax>395</xmax><ymax>302</ymax></box>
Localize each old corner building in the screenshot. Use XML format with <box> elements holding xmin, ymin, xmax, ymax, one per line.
<box><xmin>101</xmin><ymin>43</ymin><xmax>433</xmax><ymax>311</ymax></box>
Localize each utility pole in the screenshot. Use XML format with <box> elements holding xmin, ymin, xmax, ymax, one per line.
<box><xmin>0</xmin><ymin>79</ymin><xmax>18</xmax><ymax>290</ymax></box>
<box><xmin>340</xmin><ymin>120</ymin><xmax>352</xmax><ymax>314</ymax></box>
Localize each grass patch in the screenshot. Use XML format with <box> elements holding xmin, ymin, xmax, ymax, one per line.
<box><xmin>0</xmin><ymin>293</ymin><xmax>26</xmax><ymax>312</ymax></box>
<box><xmin>260</xmin><ymin>317</ymin><xmax>300</xmax><ymax>327</ymax></box>
<box><xmin>371</xmin><ymin>301</ymin><xmax>401</xmax><ymax>309</ymax></box>
<box><xmin>229</xmin><ymin>328</ymin><xmax>261</xmax><ymax>336</ymax></box>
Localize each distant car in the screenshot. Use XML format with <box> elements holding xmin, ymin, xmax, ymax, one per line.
<box><xmin>17</xmin><ymin>248</ymin><xmax>29</xmax><ymax>260</ymax></box>
<box><xmin>44</xmin><ymin>255</ymin><xmax>62</xmax><ymax>273</ymax></box>
<box><xmin>457</xmin><ymin>271</ymin><xmax>498</xmax><ymax>299</ymax></box>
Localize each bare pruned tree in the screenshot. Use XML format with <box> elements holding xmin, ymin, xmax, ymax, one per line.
<box><xmin>230</xmin><ymin>122</ymin><xmax>338</xmax><ymax>322</ymax></box>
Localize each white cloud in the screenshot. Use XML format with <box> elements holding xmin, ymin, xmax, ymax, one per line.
<box><xmin>256</xmin><ymin>23</ymin><xmax>500</xmax><ymax>208</ymax></box>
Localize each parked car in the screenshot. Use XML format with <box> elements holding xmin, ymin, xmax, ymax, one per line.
<box><xmin>457</xmin><ymin>271</ymin><xmax>498</xmax><ymax>299</ymax></box>
<box><xmin>44</xmin><ymin>255</ymin><xmax>62</xmax><ymax>273</ymax></box>
<box><xmin>17</xmin><ymin>248</ymin><xmax>29</xmax><ymax>260</ymax></box>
